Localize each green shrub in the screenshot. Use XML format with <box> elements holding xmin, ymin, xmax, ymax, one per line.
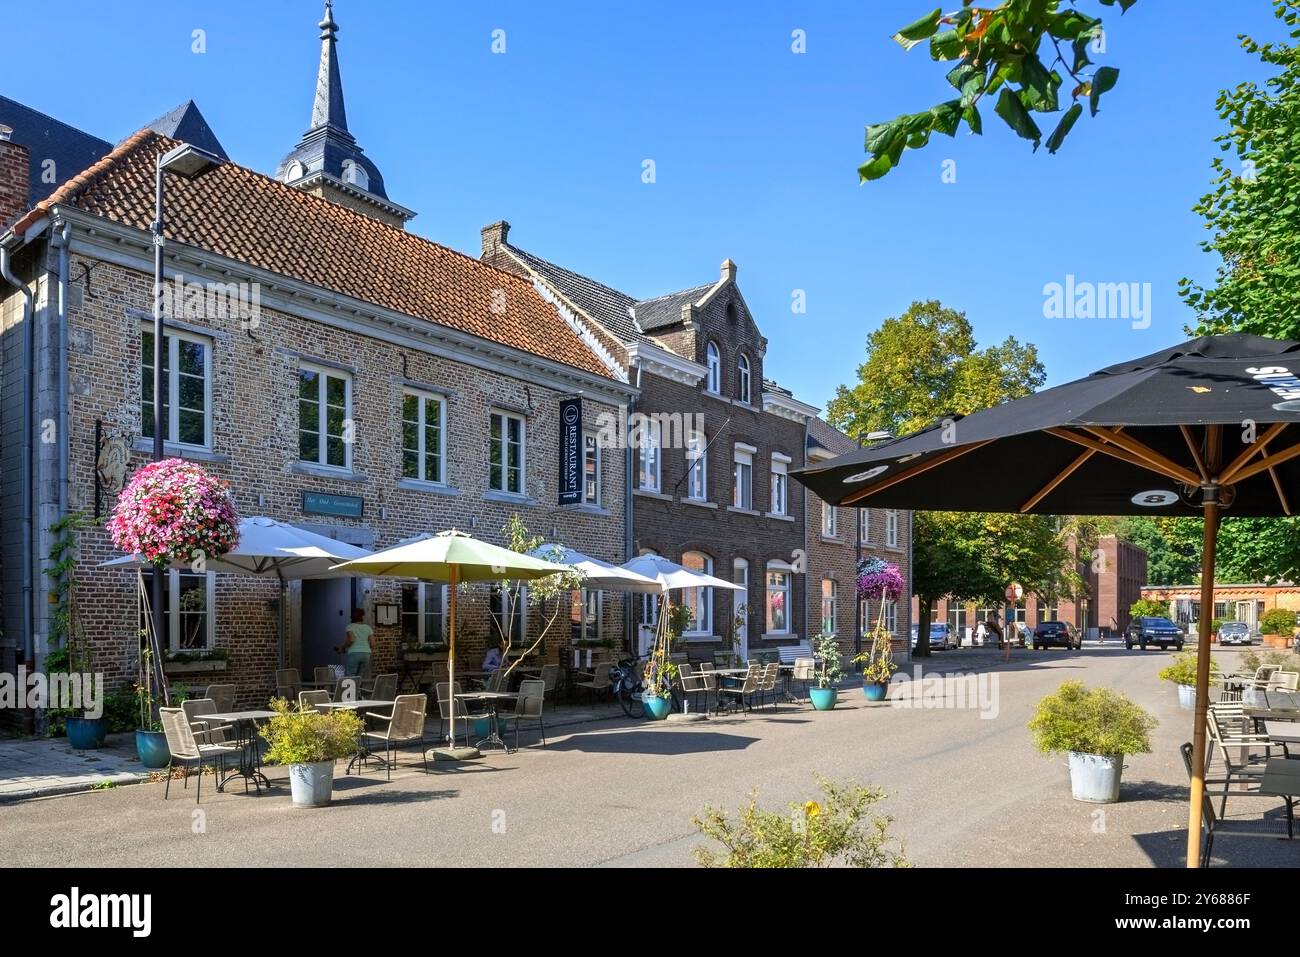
<box><xmin>1028</xmin><ymin>681</ymin><xmax>1156</xmax><ymax>757</ymax></box>
<box><xmin>259</xmin><ymin>699</ymin><xmax>362</xmax><ymax>765</ymax></box>
<box><xmin>1259</xmin><ymin>608</ymin><xmax>1297</xmax><ymax>636</ymax></box>
<box><xmin>103</xmin><ymin>689</ymin><xmax>138</xmax><ymax>733</ymax></box>
<box><xmin>1129</xmin><ymin>598</ymin><xmax>1169</xmax><ymax>620</ymax></box>
<box><xmin>1158</xmin><ymin>652</ymin><xmax>1215</xmax><ymax>687</ymax></box>
<box><xmin>692</xmin><ymin>776</ymin><xmax>909</xmax><ymax>868</ymax></box>
<box><xmin>1242</xmin><ymin>649</ymin><xmax>1300</xmax><ymax>674</ymax></box>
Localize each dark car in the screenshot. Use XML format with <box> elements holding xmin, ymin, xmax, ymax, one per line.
<box><xmin>1033</xmin><ymin>620</ymin><xmax>1081</xmax><ymax>650</ymax></box>
<box><xmin>1126</xmin><ymin>616</ymin><xmax>1185</xmax><ymax>651</ymax></box>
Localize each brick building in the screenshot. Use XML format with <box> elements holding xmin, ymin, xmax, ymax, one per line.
<box><xmin>0</xmin><ymin>9</ymin><xmax>634</xmax><ymax>711</ymax></box>
<box><xmin>1141</xmin><ymin>582</ymin><xmax>1300</xmax><ymax>646</ymax></box>
<box><xmin>483</xmin><ymin>226</ymin><xmax>866</xmax><ymax>660</ymax></box>
<box><xmin>806</xmin><ymin>419</ymin><xmax>911</xmax><ymax>655</ymax></box>
<box><xmin>914</xmin><ymin>533</ymin><xmax>1146</xmax><ymax>643</ymax></box>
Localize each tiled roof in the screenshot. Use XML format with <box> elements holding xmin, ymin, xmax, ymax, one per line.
<box><xmin>0</xmin><ymin>95</ymin><xmax>111</xmax><ymax>205</ymax></box>
<box><xmin>507</xmin><ymin>246</ymin><xmax>644</xmax><ymax>342</ymax></box>
<box><xmin>807</xmin><ymin>417</ymin><xmax>859</xmax><ymax>458</ymax></box>
<box><xmin>18</xmin><ymin>130</ymin><xmax>613</xmax><ymax>380</ymax></box>
<box><xmin>632</xmin><ymin>283</ymin><xmax>714</xmax><ymax>331</ymax></box>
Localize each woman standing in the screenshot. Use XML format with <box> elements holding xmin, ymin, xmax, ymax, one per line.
<box><xmin>336</xmin><ymin>608</ymin><xmax>373</xmax><ymax>677</ymax></box>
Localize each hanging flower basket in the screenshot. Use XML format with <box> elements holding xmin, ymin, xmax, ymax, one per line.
<box><xmin>856</xmin><ymin>557</ymin><xmax>904</xmax><ymax>603</ymax></box>
<box><xmin>107</xmin><ymin>458</ymin><xmax>240</xmax><ymax>567</ymax></box>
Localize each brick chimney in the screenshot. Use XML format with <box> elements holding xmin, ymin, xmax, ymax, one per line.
<box><xmin>481</xmin><ymin>220</ymin><xmax>511</xmax><ymax>260</ymax></box>
<box><xmin>0</xmin><ymin>137</ymin><xmax>31</xmax><ymax>231</ymax></box>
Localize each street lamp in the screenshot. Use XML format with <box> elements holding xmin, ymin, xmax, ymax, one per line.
<box><xmin>149</xmin><ymin>143</ymin><xmax>222</xmax><ymax>693</ymax></box>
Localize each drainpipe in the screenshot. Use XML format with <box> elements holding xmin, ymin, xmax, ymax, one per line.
<box><xmin>624</xmin><ymin>360</ymin><xmax>639</xmax><ymax>653</ymax></box>
<box><xmin>1</xmin><ymin>243</ymin><xmax>35</xmax><ymax>666</ymax></box>
<box><xmin>52</xmin><ymin>221</ymin><xmax>70</xmax><ymax>521</ymax></box>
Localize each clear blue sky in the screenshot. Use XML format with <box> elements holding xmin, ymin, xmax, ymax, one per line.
<box><xmin>4</xmin><ymin>1</ymin><xmax>1286</xmax><ymax>410</ymax></box>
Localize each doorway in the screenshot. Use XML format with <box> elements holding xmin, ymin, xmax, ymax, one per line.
<box><xmin>733</xmin><ymin>558</ymin><xmax>749</xmax><ymax>660</ymax></box>
<box><xmin>302</xmin><ymin>578</ymin><xmax>354</xmax><ymax>675</ymax></box>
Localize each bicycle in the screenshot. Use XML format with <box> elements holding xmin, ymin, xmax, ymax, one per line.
<box><xmin>610</xmin><ymin>657</ymin><xmax>646</xmax><ymax>719</ymax></box>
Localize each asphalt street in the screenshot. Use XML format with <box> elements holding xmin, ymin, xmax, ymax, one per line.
<box><xmin>1</xmin><ymin>644</ymin><xmax>1295</xmax><ymax>868</ymax></box>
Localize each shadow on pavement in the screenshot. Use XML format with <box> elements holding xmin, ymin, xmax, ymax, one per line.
<box><xmin>551</xmin><ymin>729</ymin><xmax>758</xmax><ymax>755</ymax></box>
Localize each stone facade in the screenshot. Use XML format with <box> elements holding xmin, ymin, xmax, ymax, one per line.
<box><xmin>0</xmin><ymin>140</ymin><xmax>28</xmax><ymax>229</ymax></box>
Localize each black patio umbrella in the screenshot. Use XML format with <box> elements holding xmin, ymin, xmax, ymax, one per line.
<box><xmin>793</xmin><ymin>333</ymin><xmax>1300</xmax><ymax>867</ymax></box>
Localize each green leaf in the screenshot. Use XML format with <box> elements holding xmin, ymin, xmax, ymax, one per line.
<box><xmin>858</xmin><ymin>152</ymin><xmax>896</xmax><ymax>183</ymax></box>
<box><xmin>1045</xmin><ymin>102</ymin><xmax>1083</xmax><ymax>154</ymax></box>
<box><xmin>1071</xmin><ymin>37</ymin><xmax>1093</xmax><ymax>73</ymax></box>
<box><xmin>995</xmin><ymin>89</ymin><xmax>1042</xmax><ymax>147</ymax></box>
<box><xmin>1019</xmin><ymin>55</ymin><xmax>1061</xmax><ymax>112</ymax></box>
<box><xmin>1089</xmin><ymin>66</ymin><xmax>1120</xmax><ymax>116</ymax></box>
<box><xmin>929</xmin><ymin>29</ymin><xmax>964</xmax><ymax>61</ymax></box>
<box><xmin>930</xmin><ymin>100</ymin><xmax>962</xmax><ymax>137</ymax></box>
<box><xmin>963</xmin><ymin>104</ymin><xmax>983</xmax><ymax>136</ymax></box>
<box><xmin>893</xmin><ymin>8</ymin><xmax>942</xmax><ymax>50</ymax></box>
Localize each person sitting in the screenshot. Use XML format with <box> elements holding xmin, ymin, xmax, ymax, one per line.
<box><xmin>482</xmin><ymin>642</ymin><xmax>504</xmax><ymax>673</ymax></box>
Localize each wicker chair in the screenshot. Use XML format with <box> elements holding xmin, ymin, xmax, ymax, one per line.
<box><xmin>513</xmin><ymin>679</ymin><xmax>548</xmax><ymax>749</ymax></box>
<box><xmin>203</xmin><ymin>683</ymin><xmax>236</xmax><ymax>713</ymax></box>
<box><xmin>717</xmin><ymin>664</ymin><xmax>761</xmax><ymax>713</ymax></box>
<box><xmin>363</xmin><ymin>673</ymin><xmax>399</xmax><ymax>702</ymax></box>
<box><xmin>1206</xmin><ymin>706</ymin><xmax>1275</xmax><ymax>818</ymax></box>
<box><xmin>1182</xmin><ymin>741</ymin><xmax>1292</xmax><ymax>866</ymax></box>
<box><xmin>435</xmin><ymin>682</ymin><xmax>479</xmax><ymax>747</ymax></box>
<box><xmin>574</xmin><ymin>661</ymin><xmax>613</xmax><ymax>705</ymax></box>
<box><xmin>181</xmin><ymin>697</ymin><xmax>230</xmax><ymax>745</ymax></box>
<box><xmin>792</xmin><ymin>658</ymin><xmax>818</xmax><ymax>699</ymax></box>
<box><xmin>275</xmin><ymin>668</ymin><xmax>302</xmax><ymax>703</ymax></box>
<box><xmin>298</xmin><ymin>689</ymin><xmax>332</xmax><ymax>713</ymax></box>
<box><xmin>678</xmin><ymin>662</ymin><xmax>710</xmax><ymax>714</ymax></box>
<box><xmin>159</xmin><ymin>707</ymin><xmax>238</xmax><ymax>803</ymax></box>
<box><xmin>361</xmin><ymin>694</ymin><xmax>429</xmax><ymax>779</ymax></box>
<box><xmin>756</xmin><ymin>663</ymin><xmax>780</xmax><ymax>710</ymax></box>
<box><xmin>539</xmin><ymin>663</ymin><xmax>561</xmax><ymax>705</ymax></box>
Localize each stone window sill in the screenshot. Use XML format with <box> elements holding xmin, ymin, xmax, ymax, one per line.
<box><xmin>727</xmin><ymin>506</ymin><xmax>760</xmax><ymax>517</ymax></box>
<box><xmin>291</xmin><ymin>461</ymin><xmax>365</xmax><ymax>483</ymax></box>
<box><xmin>681</xmin><ymin>498</ymin><xmax>718</xmax><ymax>510</ymax></box>
<box><xmin>397</xmin><ymin>478</ymin><xmax>460</xmax><ymax>498</ymax></box>
<box><xmin>634</xmin><ymin>488</ymin><xmax>673</xmax><ymax>502</ymax></box>
<box><xmin>132</xmin><ymin>439</ymin><xmax>228</xmax><ymax>465</ymax></box>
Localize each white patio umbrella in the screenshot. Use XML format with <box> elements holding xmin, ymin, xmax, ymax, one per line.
<box><xmin>619</xmin><ymin>553</ymin><xmax>746</xmax><ymax>593</ymax></box>
<box><xmin>528</xmin><ymin>544</ymin><xmax>663</xmax><ymax>593</ymax></box>
<box><xmin>101</xmin><ymin>516</ymin><xmax>373</xmax><ymax>667</ymax></box>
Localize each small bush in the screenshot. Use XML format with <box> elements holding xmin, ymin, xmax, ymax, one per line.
<box><xmin>1028</xmin><ymin>681</ymin><xmax>1156</xmax><ymax>757</ymax></box>
<box><xmin>1242</xmin><ymin>649</ymin><xmax>1300</xmax><ymax>674</ymax></box>
<box><xmin>692</xmin><ymin>776</ymin><xmax>909</xmax><ymax>868</ymax></box>
<box><xmin>1259</xmin><ymin>608</ymin><xmax>1297</xmax><ymax>636</ymax></box>
<box><xmin>1158</xmin><ymin>652</ymin><xmax>1215</xmax><ymax>687</ymax></box>
<box><xmin>1129</xmin><ymin>598</ymin><xmax>1169</xmax><ymax>620</ymax></box>
<box><xmin>259</xmin><ymin>699</ymin><xmax>362</xmax><ymax>765</ymax></box>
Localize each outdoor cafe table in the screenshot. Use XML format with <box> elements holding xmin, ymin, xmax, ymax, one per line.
<box><xmin>1265</xmin><ymin>721</ymin><xmax>1300</xmax><ymax>756</ymax></box>
<box><xmin>319</xmin><ymin>700</ymin><xmax>396</xmax><ymax>773</ymax></box>
<box><xmin>1258</xmin><ymin>757</ymin><xmax>1300</xmax><ymax>838</ymax></box>
<box><xmin>454</xmin><ymin>691</ymin><xmax>517</xmax><ymax>753</ymax></box>
<box><xmin>195</xmin><ymin>709</ymin><xmax>277</xmax><ymax>792</ymax></box>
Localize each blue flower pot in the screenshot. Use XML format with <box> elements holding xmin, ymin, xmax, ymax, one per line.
<box><xmin>135</xmin><ymin>730</ymin><xmax>171</xmax><ymax>769</ymax></box>
<box><xmin>473</xmin><ymin>715</ymin><xmax>509</xmax><ymax>738</ymax></box>
<box><xmin>643</xmin><ymin>695</ymin><xmax>671</xmax><ymax>720</ymax></box>
<box><xmin>66</xmin><ymin>717</ymin><xmax>107</xmax><ymax>750</ymax></box>
<box><xmin>809</xmin><ymin>687</ymin><xmax>838</xmax><ymax>711</ymax></box>
<box><xmin>863</xmin><ymin>681</ymin><xmax>890</xmax><ymax>702</ymax></box>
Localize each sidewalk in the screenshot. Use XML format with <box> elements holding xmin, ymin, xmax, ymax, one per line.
<box><xmin>0</xmin><ymin>702</ymin><xmax>628</xmax><ymax>802</ymax></box>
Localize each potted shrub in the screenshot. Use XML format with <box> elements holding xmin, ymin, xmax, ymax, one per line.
<box><xmin>1259</xmin><ymin>608</ymin><xmax>1298</xmax><ymax>649</ymax></box>
<box><xmin>1158</xmin><ymin>651</ymin><xmax>1215</xmax><ymax>710</ymax></box>
<box><xmin>855</xmin><ymin>627</ymin><xmax>898</xmax><ymax>702</ymax></box>
<box><xmin>1028</xmin><ymin>681</ymin><xmax>1156</xmax><ymax>803</ymax></box>
<box><xmin>853</xmin><ymin>558</ymin><xmax>903</xmax><ymax>701</ymax></box>
<box><xmin>259</xmin><ymin>699</ymin><xmax>364</xmax><ymax>807</ymax></box>
<box><xmin>133</xmin><ymin>645</ymin><xmax>170</xmax><ymax>769</ymax></box>
<box><xmin>641</xmin><ymin>649</ymin><xmax>677</xmax><ymax>720</ymax></box>
<box><xmin>809</xmin><ymin>631</ymin><xmax>845</xmax><ymax>711</ymax></box>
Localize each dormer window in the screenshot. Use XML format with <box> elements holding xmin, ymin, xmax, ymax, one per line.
<box><xmin>341</xmin><ymin>159</ymin><xmax>369</xmax><ymax>190</ymax></box>
<box><xmin>285</xmin><ymin>160</ymin><xmax>307</xmax><ymax>182</ymax></box>
<box><xmin>737</xmin><ymin>354</ymin><xmax>752</xmax><ymax>404</ymax></box>
<box><xmin>705</xmin><ymin>341</ymin><xmax>721</xmax><ymax>395</ymax></box>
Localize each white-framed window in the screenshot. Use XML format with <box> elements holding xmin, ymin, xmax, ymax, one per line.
<box><xmin>682</xmin><ymin>551</ymin><xmax>714</xmax><ymax>637</ymax></box>
<box><xmin>770</xmin><ymin>453</ymin><xmax>789</xmax><ymax>516</ymax></box>
<box><xmin>637</xmin><ymin>417</ymin><xmax>661</xmax><ymax>492</ymax></box>
<box><xmin>489</xmin><ymin>583</ymin><xmax>527</xmax><ymax>646</ymax></box>
<box><xmin>489</xmin><ymin>410</ymin><xmax>525</xmax><ymax>494</ymax></box>
<box><xmin>821</xmin><ymin>579</ymin><xmax>837</xmax><ymax>634</ymax></box>
<box><xmin>705</xmin><ymin>341</ymin><xmax>721</xmax><ymax>394</ymax></box>
<box><xmin>686</xmin><ymin>431</ymin><xmax>708</xmax><ymax>501</ymax></box>
<box><xmin>858</xmin><ymin>508</ymin><xmax>871</xmax><ymax>545</ymax></box>
<box><xmin>859</xmin><ymin>598</ymin><xmax>871</xmax><ymax>638</ymax></box>
<box><xmin>298</xmin><ymin>364</ymin><xmax>352</xmax><ymax>469</ymax></box>
<box><xmin>886</xmin><ymin>509</ymin><xmax>899</xmax><ymax>547</ymax></box>
<box><xmin>884</xmin><ymin>600</ymin><xmax>898</xmax><ymax>634</ymax></box>
<box><xmin>141</xmin><ymin>570</ymin><xmax>215</xmax><ymax>652</ymax></box>
<box><xmin>570</xmin><ymin>588</ymin><xmax>603</xmax><ymax>642</ymax></box>
<box><xmin>401</xmin><ymin>390</ymin><xmax>445</xmax><ymax>484</ymax></box>
<box><xmin>732</xmin><ymin>557</ymin><xmax>749</xmax><ymax>638</ymax></box>
<box><xmin>766</xmin><ymin>564</ymin><xmax>792</xmax><ymax>635</ymax></box>
<box><xmin>141</xmin><ymin>325</ymin><xmax>212</xmax><ymax>449</ymax></box>
<box><xmin>822</xmin><ymin>500</ymin><xmax>838</xmax><ymax>537</ymax></box>
<box><xmin>341</xmin><ymin>158</ymin><xmax>369</xmax><ymax>190</ymax></box>
<box><xmin>733</xmin><ymin>444</ymin><xmax>754</xmax><ymax>510</ymax></box>
<box><xmin>583</xmin><ymin>433</ymin><xmax>601</xmax><ymax>505</ymax></box>
<box><xmin>737</xmin><ymin>354</ymin><xmax>752</xmax><ymax>403</ymax></box>
<box><xmin>401</xmin><ymin>583</ymin><xmax>447</xmax><ymax>645</ymax></box>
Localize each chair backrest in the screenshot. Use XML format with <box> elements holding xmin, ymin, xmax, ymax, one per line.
<box><xmin>181</xmin><ymin>697</ymin><xmax>227</xmax><ymax>744</ymax></box>
<box><xmin>275</xmin><ymin>669</ymin><xmax>301</xmax><ymax>700</ymax></box>
<box><xmin>370</xmin><ymin>674</ymin><xmax>398</xmax><ymax>701</ymax></box>
<box><xmin>314</xmin><ymin>666</ymin><xmax>335</xmax><ymax>685</ymax></box>
<box><xmin>1269</xmin><ymin>671</ymin><xmax>1299</xmax><ymax>691</ymax></box>
<box><xmin>714</xmin><ymin>651</ymin><xmax>737</xmax><ymax>668</ymax></box>
<box><xmin>540</xmin><ymin>663</ymin><xmax>560</xmax><ymax>691</ymax></box>
<box><xmin>435</xmin><ymin>682</ymin><xmax>465</xmax><ymax>720</ymax></box>
<box><xmin>388</xmin><ymin>694</ymin><xmax>428</xmax><ymax>740</ymax></box>
<box><xmin>488</xmin><ymin>668</ymin><xmax>511</xmax><ymax>693</ymax></box>
<box><xmin>518</xmin><ymin>679</ymin><xmax>546</xmax><ymax>718</ymax></box>
<box><xmin>761</xmin><ymin>663</ymin><xmax>779</xmax><ymax>690</ymax></box>
<box><xmin>160</xmin><ymin>707</ymin><xmax>199</xmax><ymax>759</ymax></box>
<box><xmin>299</xmin><ymin>689</ymin><xmax>331</xmax><ymax>713</ymax></box>
<box><xmin>204</xmin><ymin>683</ymin><xmax>236</xmax><ymax>713</ymax></box>
<box><xmin>1206</xmin><ymin>708</ymin><xmax>1248</xmax><ymax>769</ymax></box>
<box><xmin>1180</xmin><ymin>741</ymin><xmax>1218</xmax><ymax>832</ymax></box>
<box><xmin>793</xmin><ymin>657</ymin><xmax>817</xmax><ymax>680</ymax></box>
<box><xmin>741</xmin><ymin>667</ymin><xmax>760</xmax><ymax>693</ymax></box>
<box><xmin>697</xmin><ymin>661</ymin><xmax>715</xmax><ymax>673</ymax></box>
<box><xmin>588</xmin><ymin>662</ymin><xmax>613</xmax><ymax>689</ymax></box>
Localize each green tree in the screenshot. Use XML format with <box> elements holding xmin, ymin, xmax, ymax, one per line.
<box><xmin>1181</xmin><ymin>1</ymin><xmax>1300</xmax><ymax>339</ymax></box>
<box><xmin>1130</xmin><ymin>597</ymin><xmax>1169</xmax><ymax>619</ymax></box>
<box><xmin>861</xmin><ymin>0</ymin><xmax>1137</xmax><ymax>182</ymax></box>
<box><xmin>1158</xmin><ymin>516</ymin><xmax>1300</xmax><ymax>585</ymax></box>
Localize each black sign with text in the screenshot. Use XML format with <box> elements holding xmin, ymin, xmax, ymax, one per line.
<box><xmin>559</xmin><ymin>397</ymin><xmax>582</xmax><ymax>506</ymax></box>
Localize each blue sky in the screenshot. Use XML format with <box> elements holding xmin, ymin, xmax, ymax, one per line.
<box><xmin>3</xmin><ymin>0</ymin><xmax>1286</xmax><ymax>410</ymax></box>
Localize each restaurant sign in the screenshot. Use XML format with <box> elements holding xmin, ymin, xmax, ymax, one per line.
<box><xmin>558</xmin><ymin>397</ymin><xmax>582</xmax><ymax>506</ymax></box>
<box><xmin>302</xmin><ymin>491</ymin><xmax>364</xmax><ymax>519</ymax></box>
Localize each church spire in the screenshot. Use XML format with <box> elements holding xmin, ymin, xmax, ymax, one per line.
<box><xmin>311</xmin><ymin>1</ymin><xmax>349</xmax><ymax>135</ymax></box>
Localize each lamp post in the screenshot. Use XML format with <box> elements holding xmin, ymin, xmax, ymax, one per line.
<box><xmin>149</xmin><ymin>144</ymin><xmax>223</xmax><ymax>698</ymax></box>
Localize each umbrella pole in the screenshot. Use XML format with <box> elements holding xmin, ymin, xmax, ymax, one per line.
<box><xmin>1186</xmin><ymin>496</ymin><xmax>1221</xmax><ymax>868</ymax></box>
<box><xmin>448</xmin><ymin>566</ymin><xmax>459</xmax><ymax>746</ymax></box>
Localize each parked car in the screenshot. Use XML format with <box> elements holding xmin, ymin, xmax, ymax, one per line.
<box><xmin>1126</xmin><ymin>616</ymin><xmax>1185</xmax><ymax>651</ymax></box>
<box><xmin>1033</xmin><ymin>620</ymin><xmax>1082</xmax><ymax>650</ymax></box>
<box><xmin>910</xmin><ymin>622</ymin><xmax>951</xmax><ymax>651</ymax></box>
<box><xmin>1216</xmin><ymin>620</ymin><xmax>1253</xmax><ymax>646</ymax></box>
<box><xmin>998</xmin><ymin>622</ymin><xmax>1030</xmax><ymax>650</ymax></box>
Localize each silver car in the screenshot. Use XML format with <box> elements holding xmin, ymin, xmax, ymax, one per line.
<box><xmin>1217</xmin><ymin>621</ymin><xmax>1253</xmax><ymax>646</ymax></box>
<box><xmin>911</xmin><ymin>622</ymin><xmax>951</xmax><ymax>650</ymax></box>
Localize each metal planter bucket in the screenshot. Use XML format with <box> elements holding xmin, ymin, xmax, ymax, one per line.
<box><xmin>1067</xmin><ymin>751</ymin><xmax>1123</xmax><ymax>803</ymax></box>
<box><xmin>288</xmin><ymin>760</ymin><xmax>335</xmax><ymax>807</ymax></box>
<box><xmin>1177</xmin><ymin>684</ymin><xmax>1196</xmax><ymax>710</ymax></box>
